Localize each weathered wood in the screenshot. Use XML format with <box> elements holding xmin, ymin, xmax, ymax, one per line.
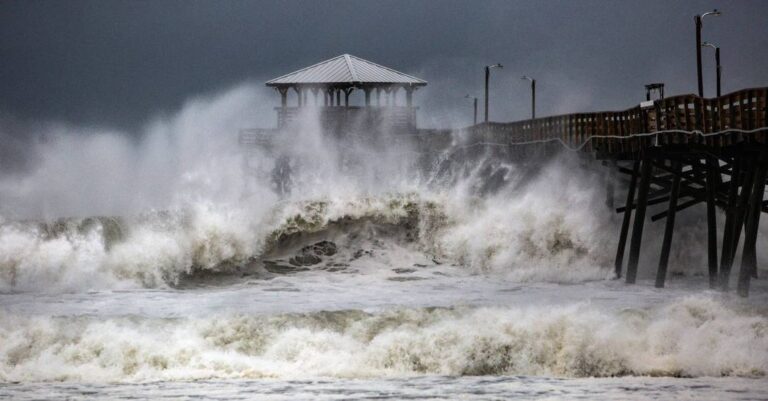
<box><xmin>626</xmin><ymin>154</ymin><xmax>653</xmax><ymax>284</ymax></box>
<box><xmin>650</xmin><ymin>191</ymin><xmax>709</xmax><ymax>221</ymax></box>
<box><xmin>656</xmin><ymin>160</ymin><xmax>682</xmax><ymax>288</ymax></box>
<box><xmin>705</xmin><ymin>157</ymin><xmax>720</xmax><ymax>288</ymax></box>
<box><xmin>473</xmin><ymin>87</ymin><xmax>767</xmax><ymax>156</ymax></box>
<box><xmin>615</xmin><ymin>160</ymin><xmax>640</xmax><ymax>278</ymax></box>
<box><xmin>738</xmin><ymin>152</ymin><xmax>768</xmax><ymax>297</ymax></box>
<box><xmin>606</xmin><ymin>160</ymin><xmax>616</xmax><ymax>210</ymax></box>
<box><xmin>719</xmin><ymin>156</ymin><xmax>742</xmax><ymax>286</ymax></box>
<box><xmin>721</xmin><ymin>154</ymin><xmax>756</xmax><ymax>291</ymax></box>
<box><xmin>451</xmin><ymin>87</ymin><xmax>768</xmax><ymax>297</ymax></box>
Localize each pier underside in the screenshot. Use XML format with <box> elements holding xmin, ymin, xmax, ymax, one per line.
<box><xmin>612</xmin><ymin>143</ymin><xmax>767</xmax><ymax>297</ymax></box>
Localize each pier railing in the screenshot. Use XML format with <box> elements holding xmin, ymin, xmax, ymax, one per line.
<box><xmin>464</xmin><ymin>87</ymin><xmax>768</xmax><ymax>159</ymax></box>
<box><xmin>276</xmin><ymin>106</ymin><xmax>418</xmax><ymax>132</ymax></box>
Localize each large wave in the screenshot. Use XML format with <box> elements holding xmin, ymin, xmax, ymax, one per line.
<box><xmin>0</xmin><ymin>168</ymin><xmax>620</xmax><ymax>293</ymax></box>
<box><xmin>0</xmin><ymin>83</ymin><xmax>761</xmax><ymax>293</ymax></box>
<box><xmin>0</xmin><ymin>86</ymin><xmax>744</xmax><ymax>291</ymax></box>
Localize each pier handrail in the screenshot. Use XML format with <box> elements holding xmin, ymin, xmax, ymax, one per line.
<box><xmin>465</xmin><ymin>87</ymin><xmax>768</xmax><ymax>158</ymax></box>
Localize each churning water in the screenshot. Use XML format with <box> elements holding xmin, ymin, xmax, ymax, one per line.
<box><xmin>1</xmin><ymin>85</ymin><xmax>767</xmax><ymax>400</ymax></box>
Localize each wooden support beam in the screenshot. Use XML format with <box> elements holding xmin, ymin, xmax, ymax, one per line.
<box><xmin>737</xmin><ymin>152</ymin><xmax>768</xmax><ymax>297</ymax></box>
<box><xmin>656</xmin><ymin>160</ymin><xmax>682</xmax><ymax>288</ymax></box>
<box><xmin>616</xmin><ymin>195</ymin><xmax>669</xmax><ymax>213</ymax></box>
<box><xmin>731</xmin><ymin>164</ymin><xmax>757</xmax><ymax>262</ymax></box>
<box><xmin>721</xmin><ymin>153</ymin><xmax>756</xmax><ymax>291</ymax></box>
<box><xmin>705</xmin><ymin>157</ymin><xmax>720</xmax><ymax>288</ymax></box>
<box><xmin>606</xmin><ymin>161</ymin><xmax>616</xmax><ymax>210</ymax></box>
<box><xmin>650</xmin><ymin>196</ymin><xmax>703</xmax><ymax>221</ymax></box>
<box><xmin>652</xmin><ymin>161</ymin><xmax>709</xmax><ymax>188</ymax></box>
<box><xmin>627</xmin><ymin>154</ymin><xmax>653</xmax><ymax>284</ymax></box>
<box><xmin>651</xmin><ymin>182</ymin><xmax>731</xmax><ymax>221</ymax></box>
<box><xmin>719</xmin><ymin>156</ymin><xmax>741</xmax><ymax>288</ymax></box>
<box><xmin>615</xmin><ymin>160</ymin><xmax>640</xmax><ymax>278</ymax></box>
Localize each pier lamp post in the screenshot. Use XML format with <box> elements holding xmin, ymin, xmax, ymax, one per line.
<box><xmin>521</xmin><ymin>76</ymin><xmax>536</xmax><ymax>119</ymax></box>
<box><xmin>465</xmin><ymin>94</ymin><xmax>478</xmax><ymax>125</ymax></box>
<box><xmin>695</xmin><ymin>9</ymin><xmax>721</xmax><ymax>97</ymax></box>
<box><xmin>484</xmin><ymin>63</ymin><xmax>503</xmax><ymax>123</ymax></box>
<box><xmin>702</xmin><ymin>41</ymin><xmax>722</xmax><ymax>97</ymax></box>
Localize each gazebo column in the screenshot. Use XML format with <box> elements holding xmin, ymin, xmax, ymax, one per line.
<box><xmin>392</xmin><ymin>87</ymin><xmax>399</xmax><ymax>106</ymax></box>
<box><xmin>293</xmin><ymin>86</ymin><xmax>303</xmax><ymax>107</ymax></box>
<box><xmin>376</xmin><ymin>88</ymin><xmax>382</xmax><ymax>107</ymax></box>
<box><xmin>405</xmin><ymin>86</ymin><xmax>414</xmax><ymax>107</ymax></box>
<box><xmin>364</xmin><ymin>87</ymin><xmax>372</xmax><ymax>106</ymax></box>
<box><xmin>278</xmin><ymin>87</ymin><xmax>288</xmax><ymax>108</ymax></box>
<box><xmin>311</xmin><ymin>87</ymin><xmax>320</xmax><ymax>106</ymax></box>
<box><xmin>344</xmin><ymin>88</ymin><xmax>353</xmax><ymax>107</ymax></box>
<box><xmin>336</xmin><ymin>90</ymin><xmax>341</xmax><ymax>106</ymax></box>
<box><xmin>385</xmin><ymin>87</ymin><xmax>394</xmax><ymax>107</ymax></box>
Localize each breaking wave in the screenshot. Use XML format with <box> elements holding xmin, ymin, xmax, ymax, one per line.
<box><xmin>0</xmin><ymin>83</ymin><xmax>717</xmax><ymax>293</ymax></box>
<box><xmin>0</xmin><ymin>164</ymin><xmax>618</xmax><ymax>292</ymax></box>
<box><xmin>1</xmin><ymin>295</ymin><xmax>765</xmax><ymax>382</ymax></box>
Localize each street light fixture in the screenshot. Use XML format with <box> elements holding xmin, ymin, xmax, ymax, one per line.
<box><xmin>695</xmin><ymin>9</ymin><xmax>722</xmax><ymax>97</ymax></box>
<box><xmin>484</xmin><ymin>63</ymin><xmax>503</xmax><ymax>123</ymax></box>
<box><xmin>521</xmin><ymin>75</ymin><xmax>536</xmax><ymax>119</ymax></box>
<box><xmin>465</xmin><ymin>94</ymin><xmax>478</xmax><ymax>125</ymax></box>
<box><xmin>702</xmin><ymin>41</ymin><xmax>722</xmax><ymax>97</ymax></box>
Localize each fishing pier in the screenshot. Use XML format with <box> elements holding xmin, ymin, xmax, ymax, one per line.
<box><xmin>243</xmin><ymin>54</ymin><xmax>768</xmax><ymax>297</ymax></box>
<box><xmin>460</xmin><ymin>88</ymin><xmax>768</xmax><ymax>297</ymax></box>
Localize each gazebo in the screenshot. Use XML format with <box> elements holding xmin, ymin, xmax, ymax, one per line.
<box><xmin>265</xmin><ymin>54</ymin><xmax>427</xmax><ymax>130</ymax></box>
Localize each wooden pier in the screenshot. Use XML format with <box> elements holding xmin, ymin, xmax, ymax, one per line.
<box><xmin>456</xmin><ymin>87</ymin><xmax>768</xmax><ymax>296</ymax></box>
<box><xmin>244</xmin><ymin>55</ymin><xmax>767</xmax><ymax>296</ymax></box>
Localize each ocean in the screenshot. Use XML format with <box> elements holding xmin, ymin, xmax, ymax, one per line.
<box><xmin>1</xmin><ymin>88</ymin><xmax>766</xmax><ymax>400</ymax></box>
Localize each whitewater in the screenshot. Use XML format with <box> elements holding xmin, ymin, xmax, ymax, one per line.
<box><xmin>1</xmin><ymin>85</ymin><xmax>767</xmax><ymax>400</ymax></box>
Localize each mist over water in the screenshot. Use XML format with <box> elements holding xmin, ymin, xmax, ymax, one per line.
<box><xmin>1</xmin><ymin>84</ymin><xmax>767</xmax><ymax>398</ymax></box>
<box><xmin>0</xmin><ymin>83</ymin><xmax>623</xmax><ymax>291</ymax></box>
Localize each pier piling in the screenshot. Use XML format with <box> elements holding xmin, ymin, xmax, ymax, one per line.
<box><xmin>615</xmin><ymin>160</ymin><xmax>639</xmax><ymax>278</ymax></box>
<box><xmin>626</xmin><ymin>153</ymin><xmax>653</xmax><ymax>284</ymax></box>
<box><xmin>656</xmin><ymin>160</ymin><xmax>682</xmax><ymax>288</ymax></box>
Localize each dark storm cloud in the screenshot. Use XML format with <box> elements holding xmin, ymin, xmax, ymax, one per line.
<box><xmin>1</xmin><ymin>0</ymin><xmax>767</xmax><ymax>130</ymax></box>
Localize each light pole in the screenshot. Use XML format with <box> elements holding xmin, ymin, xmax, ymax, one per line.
<box><xmin>465</xmin><ymin>94</ymin><xmax>478</xmax><ymax>125</ymax></box>
<box><xmin>521</xmin><ymin>76</ymin><xmax>536</xmax><ymax>119</ymax></box>
<box><xmin>695</xmin><ymin>9</ymin><xmax>721</xmax><ymax>97</ymax></box>
<box><xmin>702</xmin><ymin>41</ymin><xmax>722</xmax><ymax>97</ymax></box>
<box><xmin>484</xmin><ymin>63</ymin><xmax>503</xmax><ymax>123</ymax></box>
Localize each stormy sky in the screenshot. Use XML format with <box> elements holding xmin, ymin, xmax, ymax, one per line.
<box><xmin>1</xmin><ymin>0</ymin><xmax>768</xmax><ymax>132</ymax></box>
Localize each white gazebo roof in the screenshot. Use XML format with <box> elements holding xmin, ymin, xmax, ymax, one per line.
<box><xmin>266</xmin><ymin>54</ymin><xmax>427</xmax><ymax>87</ymax></box>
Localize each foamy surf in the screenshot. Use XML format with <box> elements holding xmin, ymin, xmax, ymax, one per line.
<box><xmin>0</xmin><ymin>177</ymin><xmax>619</xmax><ymax>293</ymax></box>
<box><xmin>1</xmin><ymin>295</ymin><xmax>765</xmax><ymax>382</ymax></box>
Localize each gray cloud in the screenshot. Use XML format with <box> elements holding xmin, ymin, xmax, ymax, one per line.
<box><xmin>1</xmin><ymin>0</ymin><xmax>767</xmax><ymax>131</ymax></box>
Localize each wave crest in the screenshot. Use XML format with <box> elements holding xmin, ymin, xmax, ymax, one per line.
<box><xmin>1</xmin><ymin>296</ymin><xmax>765</xmax><ymax>381</ymax></box>
<box><xmin>0</xmin><ymin>184</ymin><xmax>619</xmax><ymax>291</ymax></box>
